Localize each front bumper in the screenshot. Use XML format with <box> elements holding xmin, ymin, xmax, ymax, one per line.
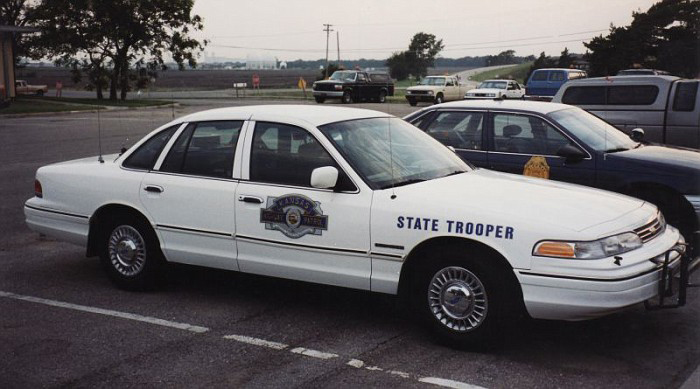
<box><xmin>518</xmin><ymin>227</ymin><xmax>697</xmax><ymax>320</ymax></box>
<box><xmin>313</xmin><ymin>91</ymin><xmax>344</xmax><ymax>98</ymax></box>
<box><xmin>405</xmin><ymin>94</ymin><xmax>435</xmax><ymax>102</ymax></box>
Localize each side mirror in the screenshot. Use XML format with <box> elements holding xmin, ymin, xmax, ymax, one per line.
<box><xmin>630</xmin><ymin>128</ymin><xmax>645</xmax><ymax>142</ymax></box>
<box><xmin>557</xmin><ymin>144</ymin><xmax>586</xmax><ymax>163</ymax></box>
<box><xmin>310</xmin><ymin>166</ymin><xmax>339</xmax><ymax>189</ymax></box>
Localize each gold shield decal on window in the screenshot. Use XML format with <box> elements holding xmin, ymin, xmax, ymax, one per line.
<box><xmin>523</xmin><ymin>156</ymin><xmax>550</xmax><ymax>179</ymax></box>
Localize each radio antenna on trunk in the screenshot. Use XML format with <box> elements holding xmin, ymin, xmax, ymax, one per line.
<box><xmin>97</xmin><ymin>107</ymin><xmax>104</xmax><ymax>163</ymax></box>
<box><xmin>388</xmin><ymin>116</ymin><xmax>396</xmax><ymax>199</ymax></box>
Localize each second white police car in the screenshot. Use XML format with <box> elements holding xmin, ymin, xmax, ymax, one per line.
<box><xmin>25</xmin><ymin>105</ymin><xmax>692</xmax><ymax>345</ymax></box>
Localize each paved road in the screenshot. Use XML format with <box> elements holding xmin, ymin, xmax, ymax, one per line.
<box><xmin>1</xmin><ymin>101</ymin><xmax>698</xmax><ymax>388</ymax></box>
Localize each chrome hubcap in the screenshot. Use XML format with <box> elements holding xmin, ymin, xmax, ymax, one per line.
<box><xmin>428</xmin><ymin>266</ymin><xmax>487</xmax><ymax>332</ymax></box>
<box><xmin>108</xmin><ymin>225</ymin><xmax>146</xmax><ymax>277</ymax></box>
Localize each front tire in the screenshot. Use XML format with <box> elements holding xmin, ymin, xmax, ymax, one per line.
<box><xmin>408</xmin><ymin>98</ymin><xmax>417</xmax><ymax>106</ymax></box>
<box><xmin>100</xmin><ymin>215</ymin><xmax>165</xmax><ymax>291</ymax></box>
<box><xmin>314</xmin><ymin>96</ymin><xmax>325</xmax><ymax>104</ymax></box>
<box><xmin>342</xmin><ymin>91</ymin><xmax>353</xmax><ymax>104</ymax></box>
<box><xmin>411</xmin><ymin>249</ymin><xmax>506</xmax><ymax>347</ymax></box>
<box><xmin>434</xmin><ymin>93</ymin><xmax>444</xmax><ymax>104</ymax></box>
<box><xmin>378</xmin><ymin>90</ymin><xmax>387</xmax><ymax>103</ymax></box>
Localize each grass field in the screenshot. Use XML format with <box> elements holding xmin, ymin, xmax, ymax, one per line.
<box><xmin>0</xmin><ymin>98</ymin><xmax>101</xmax><ymax>115</ymax></box>
<box><xmin>471</xmin><ymin>62</ymin><xmax>533</xmax><ymax>84</ymax></box>
<box><xmin>41</xmin><ymin>97</ymin><xmax>174</xmax><ymax>107</ymax></box>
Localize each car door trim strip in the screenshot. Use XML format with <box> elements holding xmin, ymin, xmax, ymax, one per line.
<box><xmin>156</xmin><ymin>224</ymin><xmax>232</xmax><ymax>238</ymax></box>
<box><xmin>24</xmin><ymin>205</ymin><xmax>89</xmax><ymax>219</ymax></box>
<box><xmin>235</xmin><ymin>234</ymin><xmax>367</xmax><ymax>255</ymax></box>
<box><xmin>374</xmin><ymin>243</ymin><xmax>404</xmax><ymax>250</ymax></box>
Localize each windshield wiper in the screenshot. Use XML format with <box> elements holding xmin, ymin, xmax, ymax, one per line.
<box><xmin>441</xmin><ymin>170</ymin><xmax>466</xmax><ymax>178</ymax></box>
<box><xmin>382</xmin><ymin>178</ymin><xmax>426</xmax><ymax>189</ymax></box>
<box><xmin>604</xmin><ymin>147</ymin><xmax>629</xmax><ymax>153</ymax></box>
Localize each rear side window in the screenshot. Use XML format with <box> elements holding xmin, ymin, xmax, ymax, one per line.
<box><xmin>607</xmin><ymin>85</ymin><xmax>659</xmax><ymax>105</ymax></box>
<box><xmin>160</xmin><ymin>121</ymin><xmax>242</xmax><ymax>178</ymax></box>
<box><xmin>531</xmin><ymin>71</ymin><xmax>548</xmax><ymax>81</ymax></box>
<box><xmin>370</xmin><ymin>73</ymin><xmax>389</xmax><ymax>82</ymax></box>
<box><xmin>562</xmin><ymin>86</ymin><xmax>606</xmax><ymax>105</ymax></box>
<box><xmin>672</xmin><ymin>81</ymin><xmax>699</xmax><ymax>112</ymax></box>
<box><xmin>122</xmin><ymin>125</ymin><xmax>179</xmax><ymax>170</ymax></box>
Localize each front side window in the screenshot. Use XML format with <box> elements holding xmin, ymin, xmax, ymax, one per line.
<box><xmin>672</xmin><ymin>81</ymin><xmax>699</xmax><ymax>112</ymax></box>
<box><xmin>492</xmin><ymin>113</ymin><xmax>573</xmax><ymax>155</ymax></box>
<box><xmin>480</xmin><ymin>81</ymin><xmax>507</xmax><ymax>89</ymax></box>
<box><xmin>319</xmin><ymin>117</ymin><xmax>470</xmax><ymax>190</ymax></box>
<box><xmin>420</xmin><ymin>77</ymin><xmax>445</xmax><ymax>86</ymax></box>
<box><xmin>329</xmin><ymin>71</ymin><xmax>357</xmax><ymax>82</ymax></box>
<box><xmin>160</xmin><ymin>121</ymin><xmax>242</xmax><ymax>178</ymax></box>
<box><xmin>122</xmin><ymin>125</ymin><xmax>179</xmax><ymax>170</ymax></box>
<box><xmin>249</xmin><ymin>122</ymin><xmax>335</xmax><ymax>187</ymax></box>
<box><xmin>425</xmin><ymin>111</ymin><xmax>484</xmax><ymax>150</ymax></box>
<box><xmin>549</xmin><ymin>107</ymin><xmax>636</xmax><ymax>152</ymax></box>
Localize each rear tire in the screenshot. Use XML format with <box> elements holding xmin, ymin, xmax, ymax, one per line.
<box><xmin>99</xmin><ymin>215</ymin><xmax>165</xmax><ymax>291</ymax></box>
<box><xmin>36</xmin><ymin>90</ymin><xmax>44</xmax><ymax>96</ymax></box>
<box><xmin>410</xmin><ymin>246</ymin><xmax>509</xmax><ymax>348</ymax></box>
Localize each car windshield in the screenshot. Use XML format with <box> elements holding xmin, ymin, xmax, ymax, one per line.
<box><xmin>329</xmin><ymin>71</ymin><xmax>357</xmax><ymax>81</ymax></box>
<box><xmin>548</xmin><ymin>107</ymin><xmax>638</xmax><ymax>152</ymax></box>
<box><xmin>479</xmin><ymin>81</ymin><xmax>507</xmax><ymax>89</ymax></box>
<box><xmin>319</xmin><ymin>117</ymin><xmax>471</xmax><ymax>189</ymax></box>
<box><xmin>420</xmin><ymin>77</ymin><xmax>445</xmax><ymax>86</ymax></box>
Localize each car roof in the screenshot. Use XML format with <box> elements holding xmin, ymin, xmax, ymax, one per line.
<box><xmin>481</xmin><ymin>79</ymin><xmax>510</xmax><ymax>82</ymax></box>
<box><xmin>178</xmin><ymin>105</ymin><xmax>392</xmax><ymax>127</ymax></box>
<box><xmin>567</xmin><ymin>75</ymin><xmax>681</xmax><ymax>84</ymax></box>
<box><xmin>532</xmin><ymin>68</ymin><xmax>584</xmax><ymax>72</ymax></box>
<box><xmin>424</xmin><ymin>99</ymin><xmax>572</xmax><ymax>114</ymax></box>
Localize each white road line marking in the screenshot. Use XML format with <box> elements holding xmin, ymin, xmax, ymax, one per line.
<box><xmin>347</xmin><ymin>359</ymin><xmax>365</xmax><ymax>368</ymax></box>
<box><xmin>388</xmin><ymin>370</ymin><xmax>411</xmax><ymax>379</ymax></box>
<box><xmin>223</xmin><ymin>334</ymin><xmax>288</xmax><ymax>350</ymax></box>
<box><xmin>0</xmin><ymin>290</ymin><xmax>209</xmax><ymax>333</ymax></box>
<box><xmin>365</xmin><ymin>365</ymin><xmax>383</xmax><ymax>371</ymax></box>
<box><xmin>290</xmin><ymin>347</ymin><xmax>338</xmax><ymax>360</ymax></box>
<box><xmin>419</xmin><ymin>377</ymin><xmax>487</xmax><ymax>389</ymax></box>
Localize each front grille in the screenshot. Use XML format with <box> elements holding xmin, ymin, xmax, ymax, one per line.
<box><xmin>474</xmin><ymin>93</ymin><xmax>491</xmax><ymax>97</ymax></box>
<box><xmin>634</xmin><ymin>216</ymin><xmax>664</xmax><ymax>243</ymax></box>
<box><xmin>315</xmin><ymin>84</ymin><xmax>340</xmax><ymax>92</ymax></box>
<box><xmin>410</xmin><ymin>90</ymin><xmax>429</xmax><ymax>95</ymax></box>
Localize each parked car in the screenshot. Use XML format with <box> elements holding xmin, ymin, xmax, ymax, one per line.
<box><xmin>312</xmin><ymin>70</ymin><xmax>394</xmax><ymax>104</ymax></box>
<box><xmin>405</xmin><ymin>75</ymin><xmax>464</xmax><ymax>106</ymax></box>
<box><xmin>25</xmin><ymin>105</ymin><xmax>691</xmax><ymax>345</ymax></box>
<box><xmin>15</xmin><ymin>80</ymin><xmax>48</xmax><ymax>96</ymax></box>
<box><xmin>405</xmin><ymin>99</ymin><xmax>700</xmax><ymax>252</ymax></box>
<box><xmin>464</xmin><ymin>79</ymin><xmax>524</xmax><ymax>99</ymax></box>
<box><xmin>617</xmin><ymin>69</ymin><xmax>671</xmax><ymax>76</ymax></box>
<box><xmin>525</xmin><ymin>68</ymin><xmax>587</xmax><ymax>101</ymax></box>
<box><xmin>552</xmin><ymin>75</ymin><xmax>700</xmax><ymax>149</ymax></box>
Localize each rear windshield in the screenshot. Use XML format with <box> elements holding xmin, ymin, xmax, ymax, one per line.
<box><xmin>562</xmin><ymin>85</ymin><xmax>659</xmax><ymax>105</ymax></box>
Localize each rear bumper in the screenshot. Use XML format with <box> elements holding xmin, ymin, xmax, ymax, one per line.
<box><xmin>24</xmin><ymin>203</ymin><xmax>89</xmax><ymax>247</ymax></box>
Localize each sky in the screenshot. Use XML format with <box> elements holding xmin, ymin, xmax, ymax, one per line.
<box><xmin>191</xmin><ymin>0</ymin><xmax>660</xmax><ymax>62</ymax></box>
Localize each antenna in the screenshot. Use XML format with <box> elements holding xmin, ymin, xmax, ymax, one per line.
<box><xmin>97</xmin><ymin>107</ymin><xmax>104</xmax><ymax>163</ymax></box>
<box><xmin>388</xmin><ymin>117</ymin><xmax>396</xmax><ymax>199</ymax></box>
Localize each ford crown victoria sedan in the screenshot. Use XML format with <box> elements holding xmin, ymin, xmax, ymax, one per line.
<box><xmin>405</xmin><ymin>100</ymin><xmax>700</xmax><ymax>256</ymax></box>
<box><xmin>25</xmin><ymin>105</ymin><xmax>691</xmax><ymax>345</ymax></box>
<box><xmin>464</xmin><ymin>79</ymin><xmax>524</xmax><ymax>100</ymax></box>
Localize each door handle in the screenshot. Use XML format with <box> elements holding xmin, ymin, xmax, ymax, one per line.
<box><xmin>238</xmin><ymin>195</ymin><xmax>263</xmax><ymax>204</ymax></box>
<box><xmin>144</xmin><ymin>185</ymin><xmax>164</xmax><ymax>194</ymax></box>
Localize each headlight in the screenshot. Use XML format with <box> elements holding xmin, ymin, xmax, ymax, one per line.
<box><xmin>533</xmin><ymin>232</ymin><xmax>643</xmax><ymax>259</ymax></box>
<box><xmin>334</xmin><ymin>84</ymin><xmax>342</xmax><ymax>90</ymax></box>
<box><xmin>312</xmin><ymin>84</ymin><xmax>317</xmax><ymax>90</ymax></box>
<box><xmin>406</xmin><ymin>90</ymin><xmax>412</xmax><ymax>95</ymax></box>
<box><xmin>427</xmin><ymin>91</ymin><xmax>434</xmax><ymax>96</ymax></box>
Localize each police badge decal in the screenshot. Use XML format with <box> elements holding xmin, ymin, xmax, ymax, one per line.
<box><xmin>260</xmin><ymin>194</ymin><xmax>329</xmax><ymax>238</ymax></box>
<box><xmin>523</xmin><ymin>155</ymin><xmax>550</xmax><ymax>179</ymax></box>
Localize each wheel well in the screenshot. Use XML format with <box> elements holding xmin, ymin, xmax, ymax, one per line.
<box><xmin>398</xmin><ymin>237</ymin><xmax>525</xmax><ymax>313</ymax></box>
<box><xmin>86</xmin><ymin>204</ymin><xmax>154</xmax><ymax>257</ymax></box>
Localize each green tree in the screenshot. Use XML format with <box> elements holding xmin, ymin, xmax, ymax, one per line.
<box><xmin>585</xmin><ymin>0</ymin><xmax>699</xmax><ymax>77</ymax></box>
<box><xmin>0</xmin><ymin>0</ymin><xmax>35</xmax><ymax>63</ymax></box>
<box><xmin>525</xmin><ymin>52</ymin><xmax>556</xmax><ymax>81</ymax></box>
<box><xmin>557</xmin><ymin>47</ymin><xmax>573</xmax><ymax>68</ymax></box>
<box><xmin>486</xmin><ymin>50</ymin><xmax>517</xmax><ymax>66</ymax></box>
<box><xmin>387</xmin><ymin>32</ymin><xmax>443</xmax><ymax>81</ymax></box>
<box><xmin>30</xmin><ymin>0</ymin><xmax>207</xmax><ymax>100</ymax></box>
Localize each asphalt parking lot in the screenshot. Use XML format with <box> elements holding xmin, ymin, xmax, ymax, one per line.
<box><xmin>1</xmin><ymin>100</ymin><xmax>698</xmax><ymax>388</ymax></box>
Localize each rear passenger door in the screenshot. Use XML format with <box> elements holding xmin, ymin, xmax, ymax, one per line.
<box><xmin>139</xmin><ymin>120</ymin><xmax>244</xmax><ymax>271</ymax></box>
<box><xmin>487</xmin><ymin>112</ymin><xmax>596</xmax><ymax>185</ymax></box>
<box><xmin>666</xmin><ymin>80</ymin><xmax>700</xmax><ymax>148</ymax></box>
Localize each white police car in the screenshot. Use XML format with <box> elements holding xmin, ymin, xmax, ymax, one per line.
<box><xmin>25</xmin><ymin>105</ymin><xmax>690</xmax><ymax>345</ymax></box>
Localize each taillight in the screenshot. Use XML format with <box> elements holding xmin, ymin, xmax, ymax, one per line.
<box><xmin>34</xmin><ymin>180</ymin><xmax>43</xmax><ymax>198</ymax></box>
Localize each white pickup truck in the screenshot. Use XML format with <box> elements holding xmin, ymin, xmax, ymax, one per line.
<box><xmin>15</xmin><ymin>80</ymin><xmax>49</xmax><ymax>96</ymax></box>
<box><xmin>405</xmin><ymin>76</ymin><xmax>464</xmax><ymax>106</ymax></box>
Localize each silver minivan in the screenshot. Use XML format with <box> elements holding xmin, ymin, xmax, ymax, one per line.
<box><xmin>552</xmin><ymin>76</ymin><xmax>700</xmax><ymax>149</ymax></box>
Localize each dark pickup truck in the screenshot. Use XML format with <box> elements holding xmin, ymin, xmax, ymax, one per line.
<box><xmin>312</xmin><ymin>70</ymin><xmax>394</xmax><ymax>104</ymax></box>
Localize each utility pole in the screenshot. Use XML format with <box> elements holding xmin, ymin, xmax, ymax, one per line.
<box><xmin>323</xmin><ymin>23</ymin><xmax>333</xmax><ymax>79</ymax></box>
<box><xmin>336</xmin><ymin>31</ymin><xmax>341</xmax><ymax>69</ymax></box>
